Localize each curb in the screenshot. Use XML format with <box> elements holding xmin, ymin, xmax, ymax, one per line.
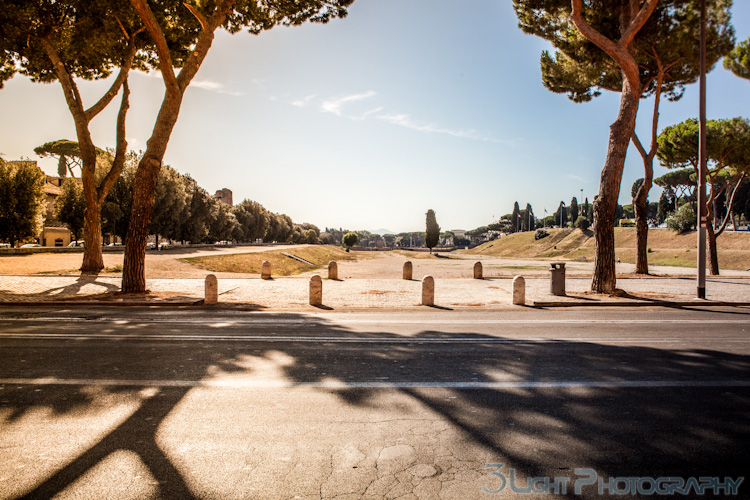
<box><xmin>532</xmin><ymin>300</ymin><xmax>750</xmax><ymax>308</ymax></box>
<box><xmin>2</xmin><ymin>299</ymin><xmax>749</xmax><ymax>310</ymax></box>
<box><xmin>0</xmin><ymin>300</ymin><xmax>202</xmax><ymax>308</ymax></box>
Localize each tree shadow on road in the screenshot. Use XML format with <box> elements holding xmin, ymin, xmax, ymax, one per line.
<box><xmin>2</xmin><ymin>308</ymin><xmax>749</xmax><ymax>499</ymax></box>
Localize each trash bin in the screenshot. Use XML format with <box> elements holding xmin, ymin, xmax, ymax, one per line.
<box><xmin>549</xmin><ymin>262</ymin><xmax>566</xmax><ymax>296</ymax></box>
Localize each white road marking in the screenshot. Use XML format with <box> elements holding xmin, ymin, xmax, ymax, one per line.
<box><xmin>1</xmin><ymin>317</ymin><xmax>749</xmax><ymax>326</ymax></box>
<box><xmin>0</xmin><ymin>378</ymin><xmax>748</xmax><ymax>389</ymax></box>
<box><xmin>0</xmin><ymin>333</ymin><xmax>748</xmax><ymax>344</ymax></box>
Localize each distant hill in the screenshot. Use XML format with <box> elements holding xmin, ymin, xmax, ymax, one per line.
<box><xmin>463</xmin><ymin>227</ymin><xmax>750</xmax><ymax>270</ymax></box>
<box><xmin>371</xmin><ymin>228</ymin><xmax>396</xmax><ymax>235</ymax></box>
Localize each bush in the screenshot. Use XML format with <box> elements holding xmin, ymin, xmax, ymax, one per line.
<box><xmin>534</xmin><ymin>229</ymin><xmax>549</xmax><ymax>240</ymax></box>
<box><xmin>342</xmin><ymin>232</ymin><xmax>358</xmax><ymax>248</ymax></box>
<box><xmin>574</xmin><ymin>216</ymin><xmax>590</xmax><ymax>231</ymax></box>
<box><xmin>666</xmin><ymin>203</ymin><xmax>696</xmax><ymax>233</ymax></box>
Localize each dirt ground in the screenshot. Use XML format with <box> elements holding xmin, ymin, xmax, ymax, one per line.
<box><xmin>3</xmin><ymin>245</ymin><xmax>749</xmax><ymax>280</ymax></box>
<box><xmin>0</xmin><ymin>245</ymin><xmax>307</xmax><ymax>278</ymax></box>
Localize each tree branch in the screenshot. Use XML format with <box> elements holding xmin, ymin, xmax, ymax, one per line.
<box><xmin>620</xmin><ymin>0</ymin><xmax>659</xmax><ymax>48</ymax></box>
<box><xmin>715</xmin><ymin>173</ymin><xmax>746</xmax><ymax>237</ymax></box>
<box><xmin>647</xmin><ymin>54</ymin><xmax>665</xmax><ymax>161</ymax></box>
<box><xmin>129</xmin><ymin>0</ymin><xmax>180</xmax><ymax>97</ymax></box>
<box><xmin>175</xmin><ymin>0</ymin><xmax>235</xmax><ymax>92</ymax></box>
<box><xmin>631</xmin><ymin>132</ymin><xmax>648</xmax><ymax>160</ymax></box>
<box><xmin>97</xmin><ymin>80</ymin><xmax>130</xmax><ymax>205</ymax></box>
<box><xmin>85</xmin><ymin>41</ymin><xmax>138</xmax><ymax>121</ymax></box>
<box><xmin>39</xmin><ymin>37</ymin><xmax>86</xmax><ymax>125</ymax></box>
<box><xmin>569</xmin><ymin>0</ymin><xmax>649</xmax><ymax>89</ymax></box>
<box><xmin>570</xmin><ymin>0</ymin><xmax>620</xmax><ymax>61</ymax></box>
<box><xmin>183</xmin><ymin>3</ymin><xmax>209</xmax><ymax>31</ymax></box>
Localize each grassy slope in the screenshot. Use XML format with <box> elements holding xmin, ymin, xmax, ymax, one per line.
<box><xmin>464</xmin><ymin>228</ymin><xmax>750</xmax><ymax>270</ymax></box>
<box><xmin>183</xmin><ymin>245</ymin><xmax>367</xmax><ymax>276</ymax></box>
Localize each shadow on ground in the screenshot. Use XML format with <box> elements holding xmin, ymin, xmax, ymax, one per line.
<box><xmin>1</xmin><ymin>308</ymin><xmax>749</xmax><ymax>499</ymax></box>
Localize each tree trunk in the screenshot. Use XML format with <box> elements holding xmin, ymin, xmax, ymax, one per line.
<box><xmin>633</xmin><ymin>188</ymin><xmax>650</xmax><ymax>275</ymax></box>
<box><xmin>81</xmin><ymin>200</ymin><xmax>104</xmax><ymax>272</ymax></box>
<box><xmin>591</xmin><ymin>81</ymin><xmax>641</xmax><ymax>293</ymax></box>
<box><xmin>706</xmin><ymin>223</ymin><xmax>719</xmax><ymax>275</ymax></box>
<box><xmin>122</xmin><ymin>156</ymin><xmax>162</xmax><ymax>292</ymax></box>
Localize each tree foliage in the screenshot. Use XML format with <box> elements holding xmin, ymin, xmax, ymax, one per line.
<box><xmin>0</xmin><ymin>160</ymin><xmax>46</xmax><ymax>246</ymax></box>
<box><xmin>34</xmin><ymin>140</ymin><xmax>110</xmax><ymax>178</ymax></box>
<box><xmin>666</xmin><ymin>203</ymin><xmax>696</xmax><ymax>233</ymax></box>
<box><xmin>724</xmin><ymin>36</ymin><xmax>750</xmax><ymax>82</ymax></box>
<box><xmin>568</xmin><ymin>197</ymin><xmax>578</xmax><ymax>226</ymax></box>
<box><xmin>54</xmin><ymin>178</ymin><xmax>86</xmax><ymax>241</ymax></box>
<box><xmin>657</xmin><ymin>186</ymin><xmax>677</xmax><ymax>223</ymax></box>
<box><xmin>522</xmin><ymin>0</ymin><xmax>734</xmax><ymax>104</ymax></box>
<box><xmin>342</xmin><ymin>232</ymin><xmax>358</xmax><ymax>248</ymax></box>
<box><xmin>425</xmin><ymin>209</ymin><xmax>440</xmax><ymax>252</ymax></box>
<box><xmin>150</xmin><ymin>165</ymin><xmax>187</xmax><ymax>242</ymax></box>
<box><xmin>657</xmin><ymin>117</ymin><xmax>750</xmax><ymax>274</ymax></box>
<box><xmin>1</xmin><ymin>0</ymin><xmax>144</xmax><ymax>271</ymax></box>
<box><xmin>654</xmin><ymin>168</ymin><xmax>695</xmax><ymax>199</ymax></box>
<box><xmin>511</xmin><ymin>201</ymin><xmax>520</xmax><ymax>233</ymax></box>
<box><xmin>120</xmin><ymin>0</ymin><xmax>354</xmax><ymax>292</ymax></box>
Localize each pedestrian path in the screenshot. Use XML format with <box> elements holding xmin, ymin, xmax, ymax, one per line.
<box><xmin>0</xmin><ymin>274</ymin><xmax>748</xmax><ymax>309</ymax></box>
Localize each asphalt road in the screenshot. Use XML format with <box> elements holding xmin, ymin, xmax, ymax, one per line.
<box><xmin>1</xmin><ymin>305</ymin><xmax>749</xmax><ymax>499</ymax></box>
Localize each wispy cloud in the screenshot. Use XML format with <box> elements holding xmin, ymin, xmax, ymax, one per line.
<box><xmin>139</xmin><ymin>71</ymin><xmax>243</xmax><ymax>96</ymax></box>
<box><xmin>191</xmin><ymin>79</ymin><xmax>244</xmax><ymax>96</ymax></box>
<box><xmin>291</xmin><ymin>94</ymin><xmax>318</xmax><ymax>108</ymax></box>
<box><xmin>291</xmin><ymin>89</ymin><xmax>508</xmax><ymax>143</ymax></box>
<box><xmin>321</xmin><ymin>91</ymin><xmax>378</xmax><ymax>117</ymax></box>
<box><xmin>377</xmin><ymin>113</ymin><xmax>502</xmax><ymax>143</ymax></box>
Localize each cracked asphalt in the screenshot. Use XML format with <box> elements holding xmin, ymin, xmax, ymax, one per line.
<box><xmin>1</xmin><ymin>306</ymin><xmax>749</xmax><ymax>499</ymax></box>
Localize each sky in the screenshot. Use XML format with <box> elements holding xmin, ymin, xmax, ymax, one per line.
<box><xmin>1</xmin><ymin>0</ymin><xmax>749</xmax><ymax>234</ymax></box>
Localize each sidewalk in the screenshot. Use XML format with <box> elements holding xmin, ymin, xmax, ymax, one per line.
<box><xmin>1</xmin><ymin>274</ymin><xmax>748</xmax><ymax>309</ymax></box>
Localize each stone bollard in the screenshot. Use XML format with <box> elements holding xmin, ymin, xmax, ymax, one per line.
<box><xmin>205</xmin><ymin>274</ymin><xmax>218</xmax><ymax>305</ymax></box>
<box><xmin>473</xmin><ymin>261</ymin><xmax>483</xmax><ymax>279</ymax></box>
<box><xmin>328</xmin><ymin>261</ymin><xmax>338</xmax><ymax>280</ymax></box>
<box><xmin>261</xmin><ymin>260</ymin><xmax>272</xmax><ymax>280</ymax></box>
<box><xmin>309</xmin><ymin>275</ymin><xmax>323</xmax><ymax>306</ymax></box>
<box><xmin>512</xmin><ymin>276</ymin><xmax>526</xmax><ymax>306</ymax></box>
<box><xmin>422</xmin><ymin>276</ymin><xmax>435</xmax><ymax>306</ymax></box>
<box><xmin>403</xmin><ymin>261</ymin><xmax>413</xmax><ymax>280</ymax></box>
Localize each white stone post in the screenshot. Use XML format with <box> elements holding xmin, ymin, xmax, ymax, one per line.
<box><xmin>261</xmin><ymin>260</ymin><xmax>272</xmax><ymax>280</ymax></box>
<box><xmin>310</xmin><ymin>275</ymin><xmax>323</xmax><ymax>306</ymax></box>
<box><xmin>422</xmin><ymin>276</ymin><xmax>435</xmax><ymax>306</ymax></box>
<box><xmin>328</xmin><ymin>261</ymin><xmax>338</xmax><ymax>280</ymax></box>
<box><xmin>512</xmin><ymin>276</ymin><xmax>526</xmax><ymax>306</ymax></box>
<box><xmin>473</xmin><ymin>261</ymin><xmax>483</xmax><ymax>279</ymax></box>
<box><xmin>403</xmin><ymin>261</ymin><xmax>413</xmax><ymax>280</ymax></box>
<box><xmin>205</xmin><ymin>274</ymin><xmax>218</xmax><ymax>305</ymax></box>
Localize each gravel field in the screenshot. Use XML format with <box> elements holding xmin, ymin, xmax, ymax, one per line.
<box><xmin>1</xmin><ymin>246</ymin><xmax>748</xmax><ymax>308</ymax></box>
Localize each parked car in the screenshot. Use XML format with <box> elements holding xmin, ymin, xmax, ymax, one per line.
<box><xmin>20</xmin><ymin>243</ymin><xmax>42</xmax><ymax>248</ymax></box>
<box><xmin>68</xmin><ymin>241</ymin><xmax>85</xmax><ymax>247</ymax></box>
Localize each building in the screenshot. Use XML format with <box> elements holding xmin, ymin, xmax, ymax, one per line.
<box><xmin>8</xmin><ymin>161</ymin><xmax>76</xmax><ymax>247</ymax></box>
<box><xmin>214</xmin><ymin>188</ymin><xmax>233</xmax><ymax>206</ymax></box>
<box><xmin>41</xmin><ymin>175</ymin><xmax>75</xmax><ymax>247</ymax></box>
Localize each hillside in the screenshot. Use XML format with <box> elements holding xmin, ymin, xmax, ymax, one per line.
<box><xmin>463</xmin><ymin>228</ymin><xmax>750</xmax><ymax>270</ymax></box>
<box><xmin>183</xmin><ymin>246</ymin><xmax>367</xmax><ymax>276</ymax></box>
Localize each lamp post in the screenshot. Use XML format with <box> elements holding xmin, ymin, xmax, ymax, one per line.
<box><xmin>697</xmin><ymin>0</ymin><xmax>707</xmax><ymax>299</ymax></box>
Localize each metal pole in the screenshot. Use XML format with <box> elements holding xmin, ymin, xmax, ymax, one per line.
<box><xmin>697</xmin><ymin>0</ymin><xmax>707</xmax><ymax>299</ymax></box>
